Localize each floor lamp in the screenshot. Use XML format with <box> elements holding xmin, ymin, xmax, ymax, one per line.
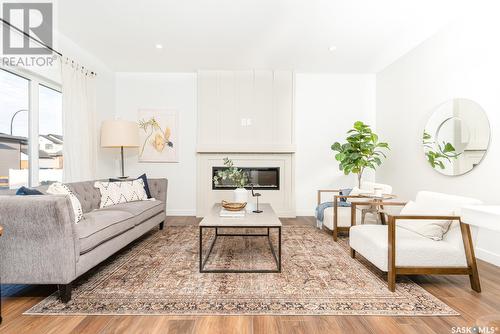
<box><xmin>101</xmin><ymin>120</ymin><xmax>139</xmax><ymax>179</ymax></box>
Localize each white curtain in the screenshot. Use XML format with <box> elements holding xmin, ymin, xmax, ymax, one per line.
<box><xmin>61</xmin><ymin>61</ymin><xmax>97</xmax><ymax>182</ymax></box>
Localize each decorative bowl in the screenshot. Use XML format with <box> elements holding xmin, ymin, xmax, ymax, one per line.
<box><xmin>221</xmin><ymin>200</ymin><xmax>247</xmax><ymax>211</ymax></box>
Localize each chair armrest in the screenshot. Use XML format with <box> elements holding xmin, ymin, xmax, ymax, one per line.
<box><xmin>387</xmin><ymin>214</ymin><xmax>461</xmax><ymax>222</ymax></box>
<box><xmin>385</xmin><ymin>214</ymin><xmax>462</xmax><ymax>279</ymax></box>
<box><xmin>351</xmin><ymin>201</ymin><xmax>407</xmax><ymax>207</ymax></box>
<box><xmin>317</xmin><ymin>189</ymin><xmax>341</xmax><ymax>205</ymax></box>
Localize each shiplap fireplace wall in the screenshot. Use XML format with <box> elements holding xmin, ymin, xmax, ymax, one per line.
<box><xmin>196</xmin><ymin>70</ymin><xmax>296</xmax><ymax>217</ymax></box>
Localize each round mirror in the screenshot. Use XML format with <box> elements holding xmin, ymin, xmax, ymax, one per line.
<box><xmin>422</xmin><ymin>98</ymin><xmax>490</xmax><ymax>176</ymax></box>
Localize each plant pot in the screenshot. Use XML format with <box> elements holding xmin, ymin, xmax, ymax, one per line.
<box><xmin>233</xmin><ymin>187</ymin><xmax>248</xmax><ymax>203</ymax></box>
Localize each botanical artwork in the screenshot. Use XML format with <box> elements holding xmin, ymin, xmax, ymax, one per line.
<box><xmin>138</xmin><ymin>110</ymin><xmax>178</xmax><ymax>162</ymax></box>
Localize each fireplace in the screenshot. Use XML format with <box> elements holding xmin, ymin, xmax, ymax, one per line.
<box><xmin>212</xmin><ymin>167</ymin><xmax>280</xmax><ymax>190</ymax></box>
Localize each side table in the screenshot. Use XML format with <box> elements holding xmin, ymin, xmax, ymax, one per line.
<box><xmin>358</xmin><ymin>194</ymin><xmax>396</xmax><ymax>224</ymax></box>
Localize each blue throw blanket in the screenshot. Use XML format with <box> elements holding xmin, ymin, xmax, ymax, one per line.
<box><xmin>315</xmin><ymin>188</ymin><xmax>352</xmax><ymax>228</ymax></box>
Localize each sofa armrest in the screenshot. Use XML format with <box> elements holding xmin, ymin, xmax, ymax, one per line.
<box><xmin>148</xmin><ymin>178</ymin><xmax>168</xmax><ymax>215</ymax></box>
<box><xmin>0</xmin><ymin>195</ymin><xmax>78</xmax><ymax>284</ymax></box>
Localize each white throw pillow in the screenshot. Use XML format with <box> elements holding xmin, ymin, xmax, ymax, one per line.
<box><xmin>47</xmin><ymin>182</ymin><xmax>83</xmax><ymax>223</ymax></box>
<box><xmin>397</xmin><ymin>200</ymin><xmax>455</xmax><ymax>240</ymax></box>
<box><xmin>94</xmin><ymin>179</ymin><xmax>148</xmax><ymax>208</ymax></box>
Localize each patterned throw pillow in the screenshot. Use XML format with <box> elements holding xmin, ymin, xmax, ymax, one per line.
<box><xmin>47</xmin><ymin>183</ymin><xmax>83</xmax><ymax>223</ymax></box>
<box><xmin>94</xmin><ymin>179</ymin><xmax>148</xmax><ymax>208</ymax></box>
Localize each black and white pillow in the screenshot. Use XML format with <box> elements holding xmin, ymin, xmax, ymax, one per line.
<box><xmin>94</xmin><ymin>179</ymin><xmax>148</xmax><ymax>208</ymax></box>
<box><xmin>47</xmin><ymin>183</ymin><xmax>84</xmax><ymax>223</ymax></box>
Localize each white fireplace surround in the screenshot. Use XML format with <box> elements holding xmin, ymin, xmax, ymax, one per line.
<box><xmin>196</xmin><ymin>154</ymin><xmax>295</xmax><ymax>217</ymax></box>
<box><xmin>196</xmin><ymin>70</ymin><xmax>295</xmax><ymax>217</ymax></box>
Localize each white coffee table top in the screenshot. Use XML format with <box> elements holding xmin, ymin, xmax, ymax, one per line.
<box><xmin>199</xmin><ymin>203</ymin><xmax>282</xmax><ymax>227</ymax></box>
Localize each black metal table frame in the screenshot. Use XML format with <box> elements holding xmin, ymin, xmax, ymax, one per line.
<box><xmin>199</xmin><ymin>225</ymin><xmax>282</xmax><ymax>273</ymax></box>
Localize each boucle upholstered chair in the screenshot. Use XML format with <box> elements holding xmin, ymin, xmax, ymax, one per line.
<box><xmin>318</xmin><ymin>181</ymin><xmax>392</xmax><ymax>241</ymax></box>
<box><xmin>349</xmin><ymin>191</ymin><xmax>482</xmax><ymax>292</ymax></box>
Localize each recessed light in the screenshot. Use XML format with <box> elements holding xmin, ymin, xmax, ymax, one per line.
<box><xmin>155</xmin><ymin>44</ymin><xmax>163</xmax><ymax>49</ymax></box>
<box><xmin>329</xmin><ymin>46</ymin><xmax>337</xmax><ymax>52</ymax></box>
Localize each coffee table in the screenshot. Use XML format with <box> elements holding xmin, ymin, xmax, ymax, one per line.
<box><xmin>199</xmin><ymin>203</ymin><xmax>282</xmax><ymax>273</ymax></box>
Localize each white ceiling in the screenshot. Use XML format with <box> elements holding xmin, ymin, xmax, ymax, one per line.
<box><xmin>57</xmin><ymin>0</ymin><xmax>467</xmax><ymax>73</ymax></box>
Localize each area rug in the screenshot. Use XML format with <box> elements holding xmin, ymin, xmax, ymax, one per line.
<box><xmin>25</xmin><ymin>225</ymin><xmax>457</xmax><ymax>316</ymax></box>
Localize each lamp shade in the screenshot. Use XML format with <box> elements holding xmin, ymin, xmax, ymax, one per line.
<box><xmin>101</xmin><ymin>120</ymin><xmax>139</xmax><ymax>147</ymax></box>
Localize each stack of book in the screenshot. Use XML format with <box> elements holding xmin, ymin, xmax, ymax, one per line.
<box><xmin>219</xmin><ymin>208</ymin><xmax>246</xmax><ymax>217</ymax></box>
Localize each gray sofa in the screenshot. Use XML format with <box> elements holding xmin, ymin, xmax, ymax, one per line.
<box><xmin>0</xmin><ymin>178</ymin><xmax>168</xmax><ymax>302</ymax></box>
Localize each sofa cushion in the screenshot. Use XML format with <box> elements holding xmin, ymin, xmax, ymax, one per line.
<box><xmin>397</xmin><ymin>200</ymin><xmax>455</xmax><ymax>240</ymax></box>
<box><xmin>101</xmin><ymin>200</ymin><xmax>164</xmax><ymax>226</ymax></box>
<box><xmin>47</xmin><ymin>182</ymin><xmax>84</xmax><ymax>223</ymax></box>
<box><xmin>77</xmin><ymin>209</ymin><xmax>135</xmax><ymax>254</ymax></box>
<box><xmin>94</xmin><ymin>179</ymin><xmax>148</xmax><ymax>208</ymax></box>
<box><xmin>349</xmin><ymin>225</ymin><xmax>467</xmax><ymax>271</ymax></box>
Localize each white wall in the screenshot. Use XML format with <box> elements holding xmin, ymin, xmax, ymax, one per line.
<box><xmin>115</xmin><ymin>73</ymin><xmax>197</xmax><ymax>215</ymax></box>
<box><xmin>376</xmin><ymin>8</ymin><xmax>500</xmax><ymax>265</ymax></box>
<box><xmin>295</xmin><ymin>73</ymin><xmax>376</xmax><ymax>216</ymax></box>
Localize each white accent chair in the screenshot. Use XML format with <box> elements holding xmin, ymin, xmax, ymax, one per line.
<box><xmin>318</xmin><ymin>181</ymin><xmax>392</xmax><ymax>241</ymax></box>
<box><xmin>349</xmin><ymin>191</ymin><xmax>482</xmax><ymax>292</ymax></box>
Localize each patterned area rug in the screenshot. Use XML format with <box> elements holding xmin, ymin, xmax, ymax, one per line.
<box><xmin>26</xmin><ymin>225</ymin><xmax>457</xmax><ymax>316</ymax></box>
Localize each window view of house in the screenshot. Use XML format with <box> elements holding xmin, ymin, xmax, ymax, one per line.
<box><xmin>39</xmin><ymin>85</ymin><xmax>63</xmax><ymax>185</ymax></box>
<box><xmin>0</xmin><ymin>69</ymin><xmax>29</xmax><ymax>189</ymax></box>
<box><xmin>0</xmin><ymin>69</ymin><xmax>63</xmax><ymax>189</ymax></box>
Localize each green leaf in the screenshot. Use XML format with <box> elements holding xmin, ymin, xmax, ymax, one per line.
<box><xmin>335</xmin><ymin>153</ymin><xmax>345</xmax><ymax>161</ymax></box>
<box><xmin>443</xmin><ymin>142</ymin><xmax>456</xmax><ymax>153</ymax></box>
<box><xmin>353</xmin><ymin>121</ymin><xmax>365</xmax><ymax>130</ymax></box>
<box><xmin>331</xmin><ymin>142</ymin><xmax>342</xmax><ymax>151</ymax></box>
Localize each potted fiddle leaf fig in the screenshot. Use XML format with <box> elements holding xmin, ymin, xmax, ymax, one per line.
<box><xmin>331</xmin><ymin>121</ymin><xmax>390</xmax><ymax>188</ymax></box>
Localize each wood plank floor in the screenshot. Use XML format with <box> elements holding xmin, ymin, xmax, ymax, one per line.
<box><xmin>0</xmin><ymin>216</ymin><xmax>499</xmax><ymax>334</ymax></box>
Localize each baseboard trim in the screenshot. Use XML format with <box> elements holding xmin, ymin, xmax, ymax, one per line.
<box><xmin>167</xmin><ymin>210</ymin><xmax>197</xmax><ymax>216</ymax></box>
<box><xmin>475</xmin><ymin>247</ymin><xmax>500</xmax><ymax>267</ymax></box>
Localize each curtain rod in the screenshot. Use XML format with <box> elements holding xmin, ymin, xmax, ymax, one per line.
<box><xmin>0</xmin><ymin>18</ymin><xmax>98</xmax><ymax>76</ymax></box>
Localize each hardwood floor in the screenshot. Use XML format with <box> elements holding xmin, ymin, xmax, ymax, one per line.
<box><xmin>1</xmin><ymin>216</ymin><xmax>499</xmax><ymax>334</ymax></box>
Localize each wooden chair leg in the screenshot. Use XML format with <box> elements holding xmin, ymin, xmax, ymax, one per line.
<box><xmin>333</xmin><ymin>200</ymin><xmax>338</xmax><ymax>242</ymax></box>
<box><xmin>350</xmin><ymin>248</ymin><xmax>355</xmax><ymax>258</ymax></box>
<box><xmin>460</xmin><ymin>222</ymin><xmax>481</xmax><ymax>292</ymax></box>
<box><xmin>387</xmin><ymin>269</ymin><xmax>396</xmax><ymax>292</ymax></box>
<box><xmin>387</xmin><ymin>215</ymin><xmax>396</xmax><ymax>292</ymax></box>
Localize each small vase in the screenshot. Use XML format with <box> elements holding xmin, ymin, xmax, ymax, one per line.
<box><xmin>233</xmin><ymin>187</ymin><xmax>248</xmax><ymax>203</ymax></box>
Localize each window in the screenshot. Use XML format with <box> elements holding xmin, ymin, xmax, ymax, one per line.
<box><xmin>39</xmin><ymin>85</ymin><xmax>63</xmax><ymax>185</ymax></box>
<box><xmin>0</xmin><ymin>69</ymin><xmax>29</xmax><ymax>189</ymax></box>
<box><xmin>0</xmin><ymin>68</ymin><xmax>62</xmax><ymax>189</ymax></box>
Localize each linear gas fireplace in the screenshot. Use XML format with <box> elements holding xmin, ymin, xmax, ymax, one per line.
<box><xmin>212</xmin><ymin>167</ymin><xmax>280</xmax><ymax>190</ymax></box>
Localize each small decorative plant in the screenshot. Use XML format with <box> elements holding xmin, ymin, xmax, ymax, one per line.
<box><xmin>422</xmin><ymin>131</ymin><xmax>461</xmax><ymax>169</ymax></box>
<box><xmin>331</xmin><ymin>121</ymin><xmax>390</xmax><ymax>188</ymax></box>
<box><xmin>213</xmin><ymin>157</ymin><xmax>249</xmax><ymax>188</ymax></box>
